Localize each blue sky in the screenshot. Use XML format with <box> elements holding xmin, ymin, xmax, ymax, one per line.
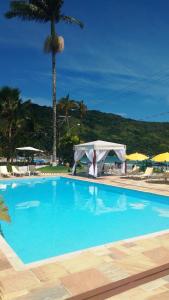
<box><xmin>1</xmin><ymin>0</ymin><xmax>169</xmax><ymax>121</ymax></box>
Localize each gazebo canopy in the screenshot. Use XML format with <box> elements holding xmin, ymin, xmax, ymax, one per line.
<box><xmin>74</xmin><ymin>140</ymin><xmax>126</xmax><ymax>151</ymax></box>
<box><xmin>73</xmin><ymin>140</ymin><xmax>126</xmax><ymax>177</ymax></box>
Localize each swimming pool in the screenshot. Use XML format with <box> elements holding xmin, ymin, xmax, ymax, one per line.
<box><xmin>0</xmin><ymin>177</ymin><xmax>169</xmax><ymax>264</ymax></box>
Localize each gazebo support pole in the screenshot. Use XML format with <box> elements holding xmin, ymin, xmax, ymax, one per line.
<box><xmin>125</xmin><ymin>161</ymin><xmax>127</xmax><ymax>174</ymax></box>
<box><xmin>74</xmin><ymin>165</ymin><xmax>76</xmax><ymax>176</ymax></box>
<box><xmin>93</xmin><ymin>150</ymin><xmax>96</xmax><ymax>177</ymax></box>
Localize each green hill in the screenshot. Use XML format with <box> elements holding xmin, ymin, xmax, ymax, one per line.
<box><xmin>29</xmin><ymin>103</ymin><xmax>169</xmax><ymax>155</ymax></box>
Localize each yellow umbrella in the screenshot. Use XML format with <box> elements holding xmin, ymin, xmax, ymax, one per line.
<box><xmin>126</xmin><ymin>152</ymin><xmax>149</xmax><ymax>161</ymax></box>
<box><xmin>152</xmin><ymin>152</ymin><xmax>169</xmax><ymax>163</ymax></box>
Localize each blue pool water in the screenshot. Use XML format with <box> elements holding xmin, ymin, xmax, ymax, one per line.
<box><xmin>0</xmin><ymin>177</ymin><xmax>169</xmax><ymax>264</ymax></box>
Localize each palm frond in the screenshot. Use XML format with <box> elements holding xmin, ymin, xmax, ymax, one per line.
<box><xmin>31</xmin><ymin>0</ymin><xmax>48</xmax><ymax>12</ymax></box>
<box><xmin>47</xmin><ymin>0</ymin><xmax>64</xmax><ymax>18</ymax></box>
<box><xmin>60</xmin><ymin>15</ymin><xmax>84</xmax><ymax>28</ymax></box>
<box><xmin>5</xmin><ymin>1</ymin><xmax>49</xmax><ymax>23</ymax></box>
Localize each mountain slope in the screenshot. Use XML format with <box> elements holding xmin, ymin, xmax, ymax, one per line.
<box><xmin>27</xmin><ymin>104</ymin><xmax>169</xmax><ymax>155</ymax></box>
<box><xmin>80</xmin><ymin>110</ymin><xmax>169</xmax><ymax>154</ymax></box>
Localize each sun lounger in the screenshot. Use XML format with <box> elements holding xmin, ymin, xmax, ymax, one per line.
<box><xmin>104</xmin><ymin>164</ymin><xmax>113</xmax><ymax>175</ymax></box>
<box><xmin>12</xmin><ymin>166</ymin><xmax>27</xmax><ymax>176</ymax></box>
<box><xmin>129</xmin><ymin>167</ymin><xmax>154</xmax><ymax>180</ymax></box>
<box><xmin>29</xmin><ymin>165</ymin><xmax>40</xmax><ymax>176</ymax></box>
<box><xmin>163</xmin><ymin>171</ymin><xmax>169</xmax><ymax>182</ymax></box>
<box><xmin>121</xmin><ymin>166</ymin><xmax>140</xmax><ymax>178</ymax></box>
<box><xmin>146</xmin><ymin>171</ymin><xmax>169</xmax><ymax>183</ymax></box>
<box><xmin>130</xmin><ymin>165</ymin><xmax>140</xmax><ymax>173</ymax></box>
<box><xmin>0</xmin><ymin>166</ymin><xmax>11</xmax><ymax>177</ymax></box>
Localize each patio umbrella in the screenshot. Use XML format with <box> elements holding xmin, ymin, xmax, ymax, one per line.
<box><xmin>16</xmin><ymin>147</ymin><xmax>44</xmax><ymax>152</ymax></box>
<box><xmin>152</xmin><ymin>152</ymin><xmax>169</xmax><ymax>163</ymax></box>
<box><xmin>152</xmin><ymin>152</ymin><xmax>169</xmax><ymax>170</ymax></box>
<box><xmin>126</xmin><ymin>152</ymin><xmax>149</xmax><ymax>161</ymax></box>
<box><xmin>16</xmin><ymin>147</ymin><xmax>44</xmax><ymax>168</ymax></box>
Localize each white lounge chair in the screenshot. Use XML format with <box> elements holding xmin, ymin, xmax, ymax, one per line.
<box><xmin>0</xmin><ymin>166</ymin><xmax>11</xmax><ymax>177</ymax></box>
<box><xmin>146</xmin><ymin>171</ymin><xmax>169</xmax><ymax>183</ymax></box>
<box><xmin>162</xmin><ymin>170</ymin><xmax>169</xmax><ymax>183</ymax></box>
<box><xmin>104</xmin><ymin>164</ymin><xmax>113</xmax><ymax>175</ymax></box>
<box><xmin>29</xmin><ymin>165</ymin><xmax>40</xmax><ymax>176</ymax></box>
<box><xmin>130</xmin><ymin>165</ymin><xmax>140</xmax><ymax>174</ymax></box>
<box><xmin>121</xmin><ymin>166</ymin><xmax>140</xmax><ymax>178</ymax></box>
<box><xmin>12</xmin><ymin>166</ymin><xmax>26</xmax><ymax>176</ymax></box>
<box><xmin>130</xmin><ymin>167</ymin><xmax>154</xmax><ymax>180</ymax></box>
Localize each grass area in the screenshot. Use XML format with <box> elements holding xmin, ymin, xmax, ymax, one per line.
<box><xmin>38</xmin><ymin>164</ymin><xmax>85</xmax><ymax>174</ymax></box>
<box><xmin>38</xmin><ymin>165</ymin><xmax>69</xmax><ymax>173</ymax></box>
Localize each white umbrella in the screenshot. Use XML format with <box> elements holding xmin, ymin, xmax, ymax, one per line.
<box><xmin>16</xmin><ymin>147</ymin><xmax>44</xmax><ymax>152</ymax></box>
<box><xmin>16</xmin><ymin>147</ymin><xmax>44</xmax><ymax>170</ymax></box>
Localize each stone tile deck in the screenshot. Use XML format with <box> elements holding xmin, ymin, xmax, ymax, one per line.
<box><xmin>0</xmin><ymin>174</ymin><xmax>168</xmax><ymax>299</ymax></box>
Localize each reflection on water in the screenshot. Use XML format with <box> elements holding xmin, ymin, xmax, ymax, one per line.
<box><xmin>0</xmin><ymin>184</ymin><xmax>7</xmax><ymax>190</ymax></box>
<box><xmin>129</xmin><ymin>201</ymin><xmax>149</xmax><ymax>210</ymax></box>
<box><xmin>11</xmin><ymin>183</ymin><xmax>19</xmax><ymax>189</ymax></box>
<box><xmin>16</xmin><ymin>201</ymin><xmax>40</xmax><ymax>209</ymax></box>
<box><xmin>153</xmin><ymin>207</ymin><xmax>169</xmax><ymax>218</ymax></box>
<box><xmin>94</xmin><ymin>195</ymin><xmax>127</xmax><ymax>215</ymax></box>
<box><xmin>71</xmin><ymin>182</ymin><xmax>155</xmax><ymax>215</ymax></box>
<box><xmin>73</xmin><ymin>183</ymin><xmax>128</xmax><ymax>215</ymax></box>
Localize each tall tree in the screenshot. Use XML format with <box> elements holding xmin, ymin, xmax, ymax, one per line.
<box><xmin>5</xmin><ymin>0</ymin><xmax>84</xmax><ymax>166</ymax></box>
<box><xmin>77</xmin><ymin>100</ymin><xmax>87</xmax><ymax>140</ymax></box>
<box><xmin>0</xmin><ymin>87</ymin><xmax>32</xmax><ymax>161</ymax></box>
<box><xmin>58</xmin><ymin>94</ymin><xmax>77</xmax><ymax>133</ymax></box>
<box><xmin>78</xmin><ymin>100</ymin><xmax>87</xmax><ymax>120</ymax></box>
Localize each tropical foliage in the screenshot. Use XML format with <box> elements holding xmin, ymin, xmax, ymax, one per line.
<box><xmin>0</xmin><ymin>87</ymin><xmax>33</xmax><ymax>161</ymax></box>
<box><xmin>82</xmin><ymin>110</ymin><xmax>169</xmax><ymax>155</ymax></box>
<box><xmin>58</xmin><ymin>134</ymin><xmax>80</xmax><ymax>164</ymax></box>
<box><xmin>0</xmin><ymin>197</ymin><xmax>10</xmax><ymax>223</ymax></box>
<box><xmin>5</xmin><ymin>0</ymin><xmax>83</xmax><ymax>165</ymax></box>
<box><xmin>58</xmin><ymin>94</ymin><xmax>78</xmax><ymax>134</ymax></box>
<box><xmin>0</xmin><ymin>86</ymin><xmax>86</xmax><ymax>163</ymax></box>
<box><xmin>0</xmin><ymin>86</ymin><xmax>169</xmax><ymax>163</ymax></box>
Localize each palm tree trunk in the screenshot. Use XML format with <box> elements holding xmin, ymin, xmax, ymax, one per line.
<box><xmin>52</xmin><ymin>50</ymin><xmax>57</xmax><ymax>165</ymax></box>
<box><xmin>7</xmin><ymin>123</ymin><xmax>12</xmax><ymax>162</ymax></box>
<box><xmin>51</xmin><ymin>20</ymin><xmax>57</xmax><ymax>166</ymax></box>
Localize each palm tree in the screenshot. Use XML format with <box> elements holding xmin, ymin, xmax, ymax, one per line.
<box><xmin>0</xmin><ymin>87</ymin><xmax>22</xmax><ymax>161</ymax></box>
<box><xmin>58</xmin><ymin>94</ymin><xmax>77</xmax><ymax>133</ymax></box>
<box><xmin>0</xmin><ymin>87</ymin><xmax>31</xmax><ymax>161</ymax></box>
<box><xmin>5</xmin><ymin>0</ymin><xmax>84</xmax><ymax>166</ymax></box>
<box><xmin>77</xmin><ymin>100</ymin><xmax>87</xmax><ymax>140</ymax></box>
<box><xmin>78</xmin><ymin>100</ymin><xmax>87</xmax><ymax>120</ymax></box>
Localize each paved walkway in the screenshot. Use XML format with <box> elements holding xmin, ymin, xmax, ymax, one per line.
<box><xmin>0</xmin><ymin>174</ymin><xmax>168</xmax><ymax>299</ymax></box>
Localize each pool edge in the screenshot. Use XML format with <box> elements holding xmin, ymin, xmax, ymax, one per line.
<box><xmin>1</xmin><ymin>227</ymin><xmax>169</xmax><ymax>271</ymax></box>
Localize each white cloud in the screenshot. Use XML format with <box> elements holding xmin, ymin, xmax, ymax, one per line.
<box><xmin>116</xmin><ymin>112</ymin><xmax>128</xmax><ymax>117</ymax></box>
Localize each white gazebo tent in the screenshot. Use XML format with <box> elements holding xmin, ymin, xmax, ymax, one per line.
<box><xmin>72</xmin><ymin>140</ymin><xmax>126</xmax><ymax>177</ymax></box>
